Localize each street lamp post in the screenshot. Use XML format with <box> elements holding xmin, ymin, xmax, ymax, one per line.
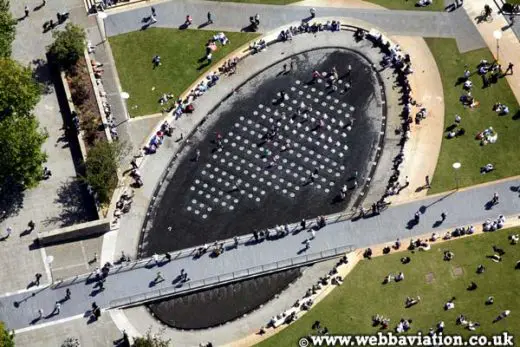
<box><xmin>452</xmin><ymin>162</ymin><xmax>461</xmax><ymax>190</ymax></box>
<box><xmin>46</xmin><ymin>255</ymin><xmax>54</xmax><ymax>285</ymax></box>
<box><xmin>493</xmin><ymin>30</ymin><xmax>502</xmax><ymax>62</ymax></box>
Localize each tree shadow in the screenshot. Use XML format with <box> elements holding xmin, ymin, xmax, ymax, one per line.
<box><xmin>32</xmin><ymin>59</ymin><xmax>54</xmax><ymax>95</ymax></box>
<box><xmin>0</xmin><ymin>180</ymin><xmax>25</xmax><ymax>222</ymax></box>
<box><xmin>41</xmin><ymin>179</ymin><xmax>97</xmax><ymax>228</ymax></box>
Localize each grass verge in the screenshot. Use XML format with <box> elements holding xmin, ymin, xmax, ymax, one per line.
<box><xmin>257</xmin><ymin>228</ymin><xmax>520</xmax><ymax>346</ymax></box>
<box><xmin>425</xmin><ymin>38</ymin><xmax>520</xmax><ymax>194</ymax></box>
<box><xmin>360</xmin><ymin>0</ymin><xmax>444</xmax><ymax>11</ymax></box>
<box><xmin>109</xmin><ymin>28</ymin><xmax>259</xmax><ymax>117</ymax></box>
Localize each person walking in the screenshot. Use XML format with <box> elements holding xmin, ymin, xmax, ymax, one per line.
<box><xmin>28</xmin><ymin>220</ymin><xmax>35</xmax><ymax>231</ymax></box>
<box><xmin>195</xmin><ymin>149</ymin><xmax>201</xmax><ymax>161</ymax></box>
<box><xmin>441</xmin><ymin>212</ymin><xmax>447</xmax><ymax>222</ymax></box>
<box><xmin>425</xmin><ymin>175</ymin><xmax>431</xmax><ymax>188</ymax></box>
<box><xmin>155</xmin><ymin>271</ymin><xmax>164</xmax><ymax>283</ymax></box>
<box><xmin>304</xmin><ymin>238</ymin><xmax>310</xmax><ymax>250</ymax></box>
<box><xmin>310</xmin><ymin>7</ymin><xmax>316</xmax><ymax>18</ymax></box>
<box><xmin>300</xmin><ymin>218</ymin><xmax>306</xmax><ymax>230</ymax></box>
<box><xmin>65</xmin><ymin>288</ymin><xmax>71</xmax><ymax>300</ymax></box>
<box><xmin>150</xmin><ymin>7</ymin><xmax>157</xmax><ymax>24</ymax></box>
<box><xmin>504</xmin><ymin>62</ymin><xmax>514</xmax><ymax>76</ymax></box>
<box><xmin>4</xmin><ymin>226</ymin><xmax>12</xmax><ymax>239</ymax></box>
<box><xmin>38</xmin><ymin>309</ymin><xmax>44</xmax><ymax>319</ymax></box>
<box><xmin>35</xmin><ymin>273</ymin><xmax>42</xmax><ymax>286</ymax></box>
<box><xmin>207</xmin><ymin>12</ymin><xmax>213</xmax><ymax>24</ymax></box>
<box><xmin>163</xmin><ymin>252</ymin><xmax>171</xmax><ymax>262</ymax></box>
<box><xmin>53</xmin><ymin>302</ymin><xmax>61</xmax><ymax>315</ymax></box>
<box><xmin>152</xmin><ymin>253</ymin><xmax>159</xmax><ymax>265</ymax></box>
<box><xmin>404</xmin><ymin>176</ymin><xmax>410</xmax><ymax>187</ymax></box>
<box><xmin>310</xmin><ymin>230</ymin><xmax>316</xmax><ymax>240</ymax></box>
<box><xmin>24</xmin><ymin>5</ymin><xmax>29</xmax><ymax>18</ymax></box>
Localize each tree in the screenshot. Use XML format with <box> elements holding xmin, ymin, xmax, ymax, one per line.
<box><xmin>0</xmin><ymin>58</ymin><xmax>41</xmax><ymax>119</ymax></box>
<box><xmin>0</xmin><ymin>322</ymin><xmax>15</xmax><ymax>347</ymax></box>
<box><xmin>83</xmin><ymin>141</ymin><xmax>125</xmax><ymax>204</ymax></box>
<box><xmin>47</xmin><ymin>23</ymin><xmax>86</xmax><ymax>71</ymax></box>
<box><xmin>0</xmin><ymin>115</ymin><xmax>48</xmax><ymax>189</ymax></box>
<box><xmin>0</xmin><ymin>0</ymin><xmax>16</xmax><ymax>58</ymax></box>
<box><xmin>132</xmin><ymin>329</ymin><xmax>171</xmax><ymax>347</ymax></box>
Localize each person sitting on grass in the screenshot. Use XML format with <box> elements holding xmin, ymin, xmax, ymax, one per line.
<box><xmin>493</xmin><ymin>310</ymin><xmax>511</xmax><ymax>323</ymax></box>
<box><xmin>416</xmin><ymin>0</ymin><xmax>432</xmax><ymax>7</ymax></box>
<box><xmin>400</xmin><ymin>256</ymin><xmax>411</xmax><ymax>264</ymax></box>
<box><xmin>490</xmin><ymin>254</ymin><xmax>502</xmax><ymax>262</ymax></box>
<box><xmin>480</xmin><ymin>163</ymin><xmax>494</xmax><ymax>174</ymax></box>
<box><xmin>477</xmin><ymin>264</ymin><xmax>485</xmax><ymax>274</ymax></box>
<box><xmin>486</xmin><ymin>296</ymin><xmax>494</xmax><ymax>305</ymax></box>
<box><xmin>457</xmin><ymin>314</ymin><xmax>468</xmax><ymax>325</ymax></box>
<box><xmin>467</xmin><ymin>321</ymin><xmax>480</xmax><ymax>331</ymax></box>
<box><xmin>444</xmin><ymin>297</ymin><xmax>456</xmax><ymax>310</ymax></box>
<box><xmin>395</xmin><ymin>272</ymin><xmax>404</xmax><ymax>282</ymax></box>
<box><xmin>467</xmin><ymin>281</ymin><xmax>478</xmax><ymax>291</ymax></box>
<box><xmin>405</xmin><ymin>296</ymin><xmax>420</xmax><ymax>307</ymax></box>
<box><xmin>444</xmin><ymin>250</ymin><xmax>454</xmax><ymax>261</ymax></box>
<box><xmin>510</xmin><ymin>234</ymin><xmax>519</xmax><ymax>244</ymax></box>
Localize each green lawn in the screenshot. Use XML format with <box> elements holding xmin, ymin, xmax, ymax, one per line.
<box><xmin>362</xmin><ymin>0</ymin><xmax>444</xmax><ymax>11</ymax></box>
<box><xmin>257</xmin><ymin>229</ymin><xmax>520</xmax><ymax>347</ymax></box>
<box><xmin>425</xmin><ymin>38</ymin><xmax>520</xmax><ymax>194</ymax></box>
<box><xmin>109</xmin><ymin>28</ymin><xmax>259</xmax><ymax>117</ymax></box>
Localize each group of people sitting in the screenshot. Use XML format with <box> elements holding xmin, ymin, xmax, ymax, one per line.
<box><xmin>372</xmin><ymin>314</ymin><xmax>390</xmax><ymax>329</ymax></box>
<box><xmin>219</xmin><ymin>57</ymin><xmax>239</xmax><ymax>75</ymax></box>
<box><xmin>456</xmin><ymin>314</ymin><xmax>481</xmax><ymax>331</ymax></box>
<box><xmin>493</xmin><ymin>102</ymin><xmax>510</xmax><ymax>115</ymax></box>
<box><xmin>483</xmin><ymin>214</ymin><xmax>506</xmax><ymax>231</ymax></box>
<box><xmin>395</xmin><ymin>318</ymin><xmax>413</xmax><ymax>333</ymax></box>
<box><xmin>383</xmin><ymin>271</ymin><xmax>404</xmax><ymax>284</ymax></box>
<box><xmin>478</xmin><ymin>59</ymin><xmax>502</xmax><ymax>86</ymax></box>
<box><xmin>250</xmin><ymin>39</ymin><xmax>267</xmax><ymax>54</ymax></box>
<box><xmin>263</xmin><ymin>256</ymin><xmax>348</xmax><ymax>333</ymax></box>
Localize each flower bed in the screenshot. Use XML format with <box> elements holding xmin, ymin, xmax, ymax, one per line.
<box><xmin>66</xmin><ymin>55</ymin><xmax>107</xmax><ymax>149</ymax></box>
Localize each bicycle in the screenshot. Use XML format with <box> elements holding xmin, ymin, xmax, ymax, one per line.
<box><xmin>480</xmin><ymin>9</ymin><xmax>494</xmax><ymax>22</ymax></box>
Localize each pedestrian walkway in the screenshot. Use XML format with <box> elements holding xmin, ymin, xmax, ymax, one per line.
<box><xmin>2</xmin><ymin>175</ymin><xmax>520</xmax><ymax>331</ymax></box>
<box><xmin>1</xmin><ymin>0</ymin><xmax>97</xmax><ymax>294</ymax></box>
<box><xmin>103</xmin><ymin>0</ymin><xmax>485</xmax><ymax>52</ymax></box>
<box><xmin>463</xmin><ymin>0</ymin><xmax>520</xmax><ymax>102</ymax></box>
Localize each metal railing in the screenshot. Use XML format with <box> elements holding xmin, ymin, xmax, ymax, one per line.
<box><xmin>53</xmin><ymin>211</ymin><xmax>358</xmax><ymax>289</ymax></box>
<box><xmin>107</xmin><ymin>244</ymin><xmax>355</xmax><ymax>309</ymax></box>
